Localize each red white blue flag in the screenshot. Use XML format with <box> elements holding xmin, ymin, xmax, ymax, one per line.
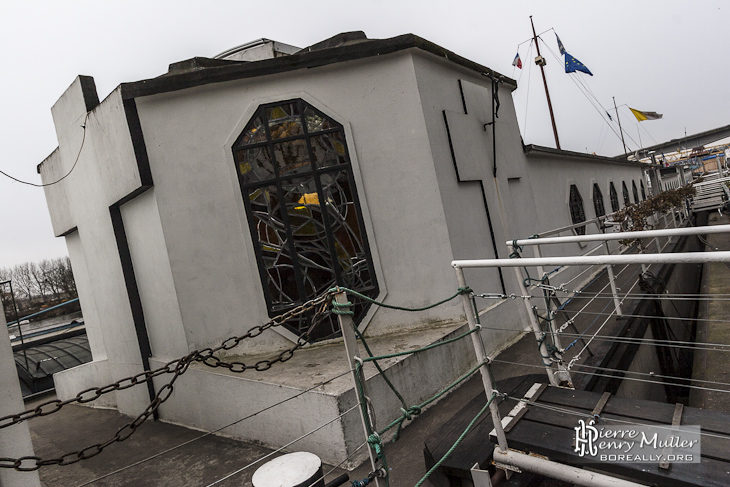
<box><xmin>512</xmin><ymin>52</ymin><xmax>522</xmax><ymax>69</ymax></box>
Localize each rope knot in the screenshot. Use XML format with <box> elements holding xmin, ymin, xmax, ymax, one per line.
<box><xmin>367</xmin><ymin>433</ymin><xmax>384</xmax><ymax>459</ymax></box>
<box><xmin>457</xmin><ymin>286</ymin><xmax>472</xmax><ymax>295</ymax></box>
<box><xmin>331</xmin><ymin>299</ymin><xmax>355</xmax><ymax>316</ymax></box>
<box><xmin>400</xmin><ymin>406</ymin><xmax>422</xmax><ymax>421</ymax></box>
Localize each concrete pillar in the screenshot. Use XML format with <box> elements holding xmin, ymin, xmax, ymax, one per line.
<box><xmin>648</xmin><ymin>168</ymin><xmax>661</xmax><ymax>196</ymax></box>
<box><xmin>675</xmin><ymin>166</ymin><xmax>684</xmax><ymax>187</ymax></box>
<box><xmin>0</xmin><ymin>306</ymin><xmax>42</xmax><ymax>487</ymax></box>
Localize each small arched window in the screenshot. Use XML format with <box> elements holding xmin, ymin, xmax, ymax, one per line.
<box><xmin>640</xmin><ymin>179</ymin><xmax>646</xmax><ymax>200</ymax></box>
<box><xmin>632</xmin><ymin>181</ymin><xmax>639</xmax><ymax>204</ymax></box>
<box><xmin>233</xmin><ymin>99</ymin><xmax>379</xmax><ymax>341</ymax></box>
<box><xmin>569</xmin><ymin>185</ymin><xmax>586</xmax><ymax>235</ymax></box>
<box><xmin>609</xmin><ymin>182</ymin><xmax>620</xmax><ymax>212</ymax></box>
<box><xmin>593</xmin><ymin>183</ymin><xmax>605</xmax><ymax>218</ymax></box>
<box><xmin>622</xmin><ymin>181</ymin><xmax>631</xmax><ymax>206</ymax></box>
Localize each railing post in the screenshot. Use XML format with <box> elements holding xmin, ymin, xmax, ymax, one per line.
<box><xmin>603</xmin><ymin>241</ymin><xmax>623</xmax><ymax>316</ymax></box>
<box><xmin>335</xmin><ymin>291</ymin><xmax>381</xmax><ymax>487</ymax></box>
<box><xmin>533</xmin><ymin>244</ymin><xmax>546</xmax><ymax>281</ymax></box>
<box><xmin>502</xmin><ymin>251</ymin><xmax>569</xmax><ymax>387</ymax></box>
<box><xmin>453</xmin><ymin>267</ymin><xmax>509</xmax><ymax>451</ymax></box>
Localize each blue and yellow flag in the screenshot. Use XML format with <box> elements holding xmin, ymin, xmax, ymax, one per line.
<box><xmin>565</xmin><ymin>54</ymin><xmax>593</xmax><ymax>76</ymax></box>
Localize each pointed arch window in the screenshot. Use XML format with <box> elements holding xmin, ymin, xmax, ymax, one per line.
<box><xmin>622</xmin><ymin>181</ymin><xmax>631</xmax><ymax>206</ymax></box>
<box><xmin>569</xmin><ymin>185</ymin><xmax>586</xmax><ymax>235</ymax></box>
<box><xmin>640</xmin><ymin>179</ymin><xmax>646</xmax><ymax>200</ymax></box>
<box><xmin>233</xmin><ymin>99</ymin><xmax>378</xmax><ymax>341</ymax></box>
<box><xmin>593</xmin><ymin>183</ymin><xmax>605</xmax><ymax>218</ymax></box>
<box><xmin>632</xmin><ymin>181</ymin><xmax>640</xmax><ymax>204</ymax></box>
<box><xmin>609</xmin><ymin>182</ymin><xmax>620</xmax><ymax>212</ymax></box>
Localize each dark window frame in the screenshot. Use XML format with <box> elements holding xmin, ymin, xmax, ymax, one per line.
<box><xmin>232</xmin><ymin>99</ymin><xmax>379</xmax><ymax>341</ymax></box>
<box><xmin>592</xmin><ymin>183</ymin><xmax>605</xmax><ymax>218</ymax></box>
<box><xmin>640</xmin><ymin>179</ymin><xmax>646</xmax><ymax>200</ymax></box>
<box><xmin>569</xmin><ymin>184</ymin><xmax>586</xmax><ymax>235</ymax></box>
<box><xmin>622</xmin><ymin>181</ymin><xmax>631</xmax><ymax>206</ymax></box>
<box><xmin>609</xmin><ymin>182</ymin><xmax>620</xmax><ymax>212</ymax></box>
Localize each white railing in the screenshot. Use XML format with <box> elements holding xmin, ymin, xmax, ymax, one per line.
<box><xmin>454</xmin><ymin>230</ymin><xmax>730</xmax><ymax>487</ymax></box>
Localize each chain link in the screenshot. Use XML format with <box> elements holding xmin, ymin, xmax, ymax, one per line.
<box><xmin>0</xmin><ymin>290</ymin><xmax>338</xmax><ymax>471</ymax></box>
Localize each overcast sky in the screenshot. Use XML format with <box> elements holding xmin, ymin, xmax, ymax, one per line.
<box><xmin>1</xmin><ymin>0</ymin><xmax>727</xmax><ymax>268</ymax></box>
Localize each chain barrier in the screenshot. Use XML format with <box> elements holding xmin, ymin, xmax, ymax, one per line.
<box><xmin>0</xmin><ymin>290</ymin><xmax>336</xmax><ymax>471</ymax></box>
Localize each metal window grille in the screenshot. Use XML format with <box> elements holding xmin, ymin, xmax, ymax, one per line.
<box><xmin>609</xmin><ymin>182</ymin><xmax>620</xmax><ymax>212</ymax></box>
<box><xmin>592</xmin><ymin>183</ymin><xmax>605</xmax><ymax>218</ymax></box>
<box><xmin>232</xmin><ymin>99</ymin><xmax>379</xmax><ymax>341</ymax></box>
<box><xmin>569</xmin><ymin>185</ymin><xmax>586</xmax><ymax>235</ymax></box>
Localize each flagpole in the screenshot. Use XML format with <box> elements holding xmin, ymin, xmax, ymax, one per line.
<box><xmin>613</xmin><ymin>97</ymin><xmax>628</xmax><ymax>156</ymax></box>
<box><xmin>530</xmin><ymin>15</ymin><xmax>560</xmax><ymax>150</ymax></box>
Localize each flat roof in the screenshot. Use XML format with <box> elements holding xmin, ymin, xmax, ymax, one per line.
<box><xmin>524</xmin><ymin>144</ymin><xmax>648</xmax><ymax>167</ymax></box>
<box><xmin>120</xmin><ymin>33</ymin><xmax>515</xmax><ymax>100</ymax></box>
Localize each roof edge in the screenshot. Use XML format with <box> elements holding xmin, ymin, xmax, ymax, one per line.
<box><xmin>524</xmin><ymin>144</ymin><xmax>648</xmax><ymax>167</ymax></box>
<box><xmin>120</xmin><ymin>33</ymin><xmax>516</xmax><ymax>100</ymax></box>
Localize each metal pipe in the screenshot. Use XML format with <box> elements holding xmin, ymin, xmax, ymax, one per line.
<box><xmin>0</xmin><ymin>281</ymin><xmax>30</xmax><ymax>376</ymax></box>
<box><xmin>453</xmin><ymin>250</ymin><xmax>730</xmax><ymax>269</ymax></box>
<box><xmin>508</xmin><ymin>223</ymin><xmax>730</xmax><ymax>247</ymax></box>
<box><xmin>492</xmin><ymin>448</ymin><xmax>646</xmax><ymax>487</ymax></box>
<box><xmin>5</xmin><ymin>298</ymin><xmax>80</xmax><ymax>326</ymax></box>
<box><xmin>510</xmin><ymin>266</ymin><xmax>560</xmax><ymax>386</ymax></box>
<box><xmin>454</xmin><ymin>267</ymin><xmax>509</xmax><ymax>451</ymax></box>
<box><xmin>603</xmin><ymin>242</ymin><xmax>622</xmax><ymax>316</ymax></box>
<box><xmin>335</xmin><ymin>292</ymin><xmax>381</xmax><ymax>487</ymax></box>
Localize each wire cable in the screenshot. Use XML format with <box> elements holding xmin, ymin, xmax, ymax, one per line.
<box><xmin>204</xmin><ymin>404</ymin><xmax>359</xmax><ymax>487</ymax></box>
<box><xmin>77</xmin><ymin>369</ymin><xmax>351</xmax><ymax>487</ymax></box>
<box><xmin>1</xmin><ymin>114</ymin><xmax>88</xmax><ymax>188</ymax></box>
<box><xmin>502</xmin><ymin>392</ymin><xmax>730</xmax><ymax>442</ymax></box>
<box><xmin>466</xmin><ymin>322</ymin><xmax>730</xmax><ymax>354</ymax></box>
<box><xmin>492</xmin><ymin>358</ymin><xmax>730</xmax><ymax>396</ymax></box>
<box><xmin>303</xmin><ymin>441</ymin><xmax>369</xmax><ymax>487</ymax></box>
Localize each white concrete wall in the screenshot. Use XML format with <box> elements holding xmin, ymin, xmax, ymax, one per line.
<box><xmin>151</xmin><ymin>359</ymin><xmax>348</xmax><ymax>466</ymax></box>
<box><xmin>410</xmin><ymin>50</ymin><xmax>646</xmax><ymax>352</ymax></box>
<box><xmin>0</xmin><ymin>305</ymin><xmax>41</xmax><ymax>486</ymax></box>
<box><xmin>40</xmin><ymin>78</ymin><xmax>150</xmax><ymax>414</ymax></box>
<box><xmin>132</xmin><ymin>50</ymin><xmax>462</xmax><ymax>351</ymax></box>
<box><xmin>120</xmin><ymin>190</ymin><xmax>188</xmax><ymax>361</ymax></box>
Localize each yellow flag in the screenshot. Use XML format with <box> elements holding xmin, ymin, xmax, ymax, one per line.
<box><xmin>629</xmin><ymin>108</ymin><xmax>662</xmax><ymax>121</ymax></box>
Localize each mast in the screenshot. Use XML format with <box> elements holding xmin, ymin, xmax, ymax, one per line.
<box><xmin>613</xmin><ymin>97</ymin><xmax>628</xmax><ymax>156</ymax></box>
<box><xmin>530</xmin><ymin>15</ymin><xmax>560</xmax><ymax>150</ymax></box>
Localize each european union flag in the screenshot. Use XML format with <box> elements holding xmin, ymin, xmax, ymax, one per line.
<box><xmin>565</xmin><ymin>54</ymin><xmax>593</xmax><ymax>76</ymax></box>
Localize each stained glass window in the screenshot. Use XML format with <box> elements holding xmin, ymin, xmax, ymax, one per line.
<box><xmin>593</xmin><ymin>183</ymin><xmax>605</xmax><ymax>218</ymax></box>
<box><xmin>609</xmin><ymin>182</ymin><xmax>619</xmax><ymax>212</ymax></box>
<box><xmin>569</xmin><ymin>185</ymin><xmax>586</xmax><ymax>235</ymax></box>
<box><xmin>233</xmin><ymin>100</ymin><xmax>378</xmax><ymax>342</ymax></box>
<box><xmin>632</xmin><ymin>181</ymin><xmax>640</xmax><ymax>204</ymax></box>
<box><xmin>622</xmin><ymin>181</ymin><xmax>631</xmax><ymax>207</ymax></box>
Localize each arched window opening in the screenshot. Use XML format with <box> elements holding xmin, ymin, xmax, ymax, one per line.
<box><xmin>622</xmin><ymin>181</ymin><xmax>631</xmax><ymax>206</ymax></box>
<box><xmin>233</xmin><ymin>99</ymin><xmax>379</xmax><ymax>341</ymax></box>
<box><xmin>609</xmin><ymin>182</ymin><xmax>620</xmax><ymax>212</ymax></box>
<box><xmin>569</xmin><ymin>185</ymin><xmax>586</xmax><ymax>235</ymax></box>
<box><xmin>640</xmin><ymin>179</ymin><xmax>646</xmax><ymax>200</ymax></box>
<box><xmin>632</xmin><ymin>181</ymin><xmax>639</xmax><ymax>204</ymax></box>
<box><xmin>593</xmin><ymin>183</ymin><xmax>605</xmax><ymax>218</ymax></box>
